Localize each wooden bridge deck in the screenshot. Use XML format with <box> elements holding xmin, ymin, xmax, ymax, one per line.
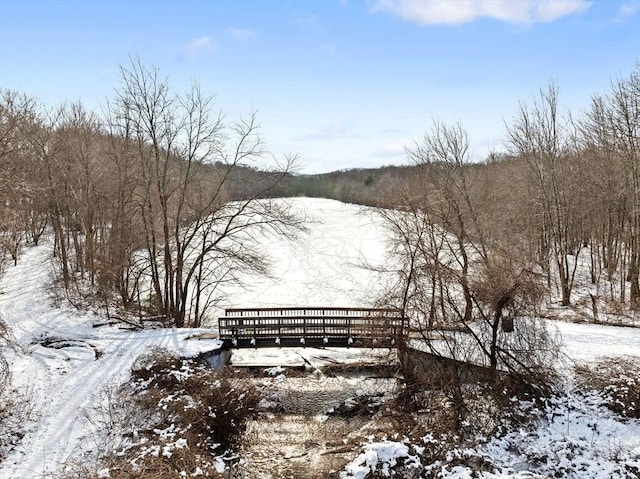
<box><xmin>218</xmin><ymin>307</ymin><xmax>407</xmax><ymax>349</ymax></box>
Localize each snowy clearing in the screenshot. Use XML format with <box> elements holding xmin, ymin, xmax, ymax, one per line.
<box><xmin>0</xmin><ymin>197</ymin><xmax>639</xmax><ymax>478</ymax></box>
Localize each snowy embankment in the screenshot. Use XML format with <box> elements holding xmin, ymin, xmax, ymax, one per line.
<box><xmin>0</xmin><ymin>198</ymin><xmax>639</xmax><ymax>479</ymax></box>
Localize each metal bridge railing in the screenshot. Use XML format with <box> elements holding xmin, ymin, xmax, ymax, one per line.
<box><xmin>218</xmin><ymin>307</ymin><xmax>406</xmax><ymax>349</ymax></box>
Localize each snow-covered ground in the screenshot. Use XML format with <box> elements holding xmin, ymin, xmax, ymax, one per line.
<box><xmin>0</xmin><ymin>197</ymin><xmax>639</xmax><ymax>478</ymax></box>
<box><xmin>0</xmin><ymin>245</ymin><xmax>223</xmax><ymax>479</ymax></box>
<box><xmin>215</xmin><ymin>198</ymin><xmax>392</xmax><ymax>312</ymax></box>
<box><xmin>555</xmin><ymin>320</ymin><xmax>640</xmax><ymax>363</ymax></box>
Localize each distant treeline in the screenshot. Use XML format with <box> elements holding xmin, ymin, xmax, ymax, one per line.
<box><xmin>238</xmin><ymin>164</ymin><xmax>413</xmax><ymax>207</ymax></box>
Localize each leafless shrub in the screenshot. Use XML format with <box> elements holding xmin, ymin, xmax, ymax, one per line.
<box><xmin>130</xmin><ymin>350</ymin><xmax>260</xmax><ymax>449</ymax></box>
<box><xmin>0</xmin><ymin>312</ymin><xmax>19</xmax><ymax>453</ymax></box>
<box><xmin>0</xmin><ymin>353</ymin><xmax>8</xmax><ymax>400</ymax></box>
<box><xmin>0</xmin><ymin>385</ymin><xmax>32</xmax><ymax>463</ymax></box>
<box><xmin>381</xmin><ymin>120</ymin><xmax>561</xmax><ymax>435</ymax></box>
<box><xmin>575</xmin><ymin>356</ymin><xmax>640</xmax><ymax>419</ymax></box>
<box><xmin>393</xmin><ymin>357</ymin><xmax>555</xmax><ymax>444</ymax></box>
<box><xmin>65</xmin><ymin>453</ymin><xmax>224</xmax><ymax>479</ymax></box>
<box><xmin>0</xmin><ymin>357</ymin><xmax>7</xmax><ymax>398</ymax></box>
<box><xmin>129</xmin><ymin>347</ymin><xmax>184</xmax><ymax>386</ymax></box>
<box><xmin>67</xmin><ymin>349</ymin><xmax>259</xmax><ymax>478</ymax></box>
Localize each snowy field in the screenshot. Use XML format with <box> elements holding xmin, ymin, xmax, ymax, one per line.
<box><xmin>0</xmin><ymin>197</ymin><xmax>639</xmax><ymax>478</ymax></box>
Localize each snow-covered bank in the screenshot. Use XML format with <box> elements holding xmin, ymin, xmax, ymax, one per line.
<box><xmin>0</xmin><ymin>198</ymin><xmax>395</xmax><ymax>478</ymax></box>
<box><xmin>554</xmin><ymin>320</ymin><xmax>640</xmax><ymax>363</ymax></box>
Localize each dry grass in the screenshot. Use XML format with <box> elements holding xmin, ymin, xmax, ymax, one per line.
<box><xmin>0</xmin><ymin>313</ymin><xmax>31</xmax><ymax>463</ymax></box>
<box><xmin>0</xmin><ymin>386</ymin><xmax>32</xmax><ymax>463</ymax></box>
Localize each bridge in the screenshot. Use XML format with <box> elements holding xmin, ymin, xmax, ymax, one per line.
<box><xmin>218</xmin><ymin>307</ymin><xmax>407</xmax><ymax>349</ymax></box>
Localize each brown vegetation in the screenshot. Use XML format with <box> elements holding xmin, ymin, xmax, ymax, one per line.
<box><xmin>73</xmin><ymin>349</ymin><xmax>259</xmax><ymax>478</ymax></box>
<box><xmin>1</xmin><ymin>62</ymin><xmax>639</xmax><ymax>329</ymax></box>
<box><xmin>377</xmin><ymin>118</ymin><xmax>562</xmax><ymax>433</ymax></box>
<box><xmin>349</xmin><ymin>65</ymin><xmax>640</xmax><ymax>432</ymax></box>
<box><xmin>2</xmin><ymin>57</ymin><xmax>639</xmax><ymax>479</ymax></box>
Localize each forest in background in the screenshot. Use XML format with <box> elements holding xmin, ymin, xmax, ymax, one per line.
<box><xmin>0</xmin><ymin>60</ymin><xmax>638</xmax><ymax>328</ymax></box>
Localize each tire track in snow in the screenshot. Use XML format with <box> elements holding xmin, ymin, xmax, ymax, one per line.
<box><xmin>0</xmin><ymin>325</ymin><xmax>176</xmax><ymax>479</ymax></box>
<box><xmin>2</xmin><ymin>333</ymin><xmax>140</xmax><ymax>479</ymax></box>
<box><xmin>0</xmin><ymin>244</ymin><xmax>187</xmax><ymax>479</ymax></box>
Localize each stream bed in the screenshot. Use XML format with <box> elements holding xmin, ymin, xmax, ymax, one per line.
<box><xmin>228</xmin><ymin>369</ymin><xmax>400</xmax><ymax>478</ymax></box>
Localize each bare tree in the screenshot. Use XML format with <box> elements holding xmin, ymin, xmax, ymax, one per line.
<box><xmin>579</xmin><ymin>95</ymin><xmax>626</xmax><ymax>303</ymax></box>
<box><xmin>382</xmin><ymin>120</ymin><xmax>558</xmax><ymax>406</ymax></box>
<box><xmin>109</xmin><ymin>58</ymin><xmax>302</xmax><ymax>327</ymax></box>
<box><xmin>0</xmin><ymin>90</ymin><xmax>49</xmax><ymax>265</ymax></box>
<box><xmin>506</xmin><ymin>82</ymin><xmax>579</xmax><ymax>306</ymax></box>
<box><xmin>577</xmin><ymin>65</ymin><xmax>640</xmax><ymax>310</ymax></box>
<box><xmin>608</xmin><ymin>66</ymin><xmax>640</xmax><ymax>308</ymax></box>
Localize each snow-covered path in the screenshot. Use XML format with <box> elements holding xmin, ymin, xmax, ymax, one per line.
<box><xmin>0</xmin><ymin>198</ymin><xmax>639</xmax><ymax>478</ymax></box>
<box><xmin>555</xmin><ymin>320</ymin><xmax>640</xmax><ymax>363</ymax></box>
<box><xmin>0</xmin><ymin>244</ymin><xmax>221</xmax><ymax>479</ymax></box>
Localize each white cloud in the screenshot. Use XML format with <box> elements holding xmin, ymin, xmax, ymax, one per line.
<box><xmin>293</xmin><ymin>120</ymin><xmax>362</xmax><ymax>142</ymax></box>
<box><xmin>535</xmin><ymin>0</ymin><xmax>591</xmax><ymax>22</ymax></box>
<box><xmin>372</xmin><ymin>142</ymin><xmax>406</xmax><ymax>159</ymax></box>
<box><xmin>617</xmin><ymin>0</ymin><xmax>640</xmax><ymax>20</ymax></box>
<box><xmin>372</xmin><ymin>0</ymin><xmax>591</xmax><ymax>25</ymax></box>
<box><xmin>184</xmin><ymin>36</ymin><xmax>215</xmax><ymax>59</ymax></box>
<box><xmin>227</xmin><ymin>27</ymin><xmax>257</xmax><ymax>41</ymax></box>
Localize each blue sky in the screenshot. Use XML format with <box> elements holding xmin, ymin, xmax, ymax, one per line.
<box><xmin>1</xmin><ymin>0</ymin><xmax>638</xmax><ymax>173</ymax></box>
